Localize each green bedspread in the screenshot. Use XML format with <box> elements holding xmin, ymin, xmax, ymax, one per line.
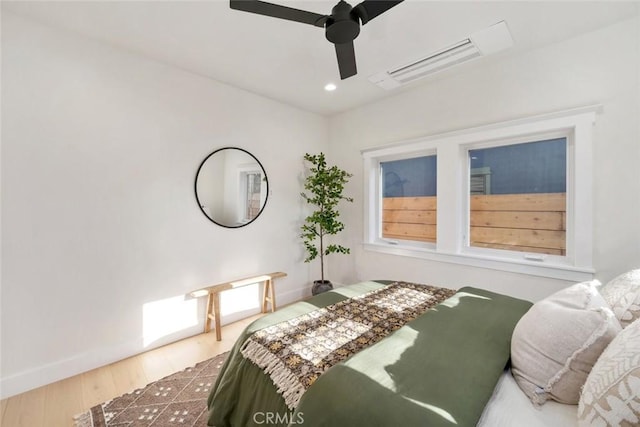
<box><xmin>207</xmin><ymin>281</ymin><xmax>532</xmax><ymax>427</ymax></box>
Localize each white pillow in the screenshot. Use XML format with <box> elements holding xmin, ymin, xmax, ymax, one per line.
<box><xmin>511</xmin><ymin>280</ymin><xmax>622</xmax><ymax>405</ymax></box>
<box><xmin>599</xmin><ymin>269</ymin><xmax>640</xmax><ymax>328</ymax></box>
<box><xmin>578</xmin><ymin>317</ymin><xmax>640</xmax><ymax>426</ymax></box>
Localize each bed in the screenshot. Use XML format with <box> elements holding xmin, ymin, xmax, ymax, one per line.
<box><xmin>206</xmin><ymin>280</ymin><xmax>577</xmax><ymax>426</ymax></box>
<box><xmin>479</xmin><ymin>369</ymin><xmax>577</xmax><ymax>427</ymax></box>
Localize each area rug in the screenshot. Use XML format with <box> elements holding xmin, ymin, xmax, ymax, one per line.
<box><xmin>73</xmin><ymin>351</ymin><xmax>229</xmax><ymax>427</ymax></box>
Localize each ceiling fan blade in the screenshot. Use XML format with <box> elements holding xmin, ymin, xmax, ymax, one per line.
<box><xmin>335</xmin><ymin>41</ymin><xmax>357</xmax><ymax>80</ymax></box>
<box><xmin>230</xmin><ymin>0</ymin><xmax>328</xmax><ymax>27</ymax></box>
<box><xmin>353</xmin><ymin>0</ymin><xmax>403</xmax><ymax>25</ymax></box>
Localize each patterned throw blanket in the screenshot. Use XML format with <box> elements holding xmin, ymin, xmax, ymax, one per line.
<box><xmin>240</xmin><ymin>282</ymin><xmax>456</xmax><ymax>409</ymax></box>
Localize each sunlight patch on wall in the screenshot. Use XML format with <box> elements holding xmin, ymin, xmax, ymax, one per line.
<box><xmin>220</xmin><ymin>284</ymin><xmax>261</xmax><ymax>316</ymax></box>
<box><xmin>142</xmin><ymin>295</ymin><xmax>198</xmax><ymax>347</ymax></box>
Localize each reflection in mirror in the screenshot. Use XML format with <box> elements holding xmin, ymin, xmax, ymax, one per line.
<box><xmin>195</xmin><ymin>147</ymin><xmax>268</xmax><ymax>228</ymax></box>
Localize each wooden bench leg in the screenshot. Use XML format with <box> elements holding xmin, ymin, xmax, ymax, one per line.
<box><xmin>205</xmin><ymin>293</ymin><xmax>214</xmax><ymax>333</ymax></box>
<box><xmin>269</xmin><ymin>279</ymin><xmax>276</xmax><ymax>312</ymax></box>
<box><xmin>205</xmin><ymin>292</ymin><xmax>222</xmax><ymax>341</ymax></box>
<box><xmin>262</xmin><ymin>280</ymin><xmax>269</xmax><ymax>313</ymax></box>
<box><xmin>213</xmin><ymin>292</ymin><xmax>221</xmax><ymax>341</ymax></box>
<box><xmin>262</xmin><ymin>279</ymin><xmax>277</xmax><ymax>313</ymax></box>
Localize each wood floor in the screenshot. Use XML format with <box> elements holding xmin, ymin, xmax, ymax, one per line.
<box><xmin>0</xmin><ymin>313</ymin><xmax>262</xmax><ymax>427</ymax></box>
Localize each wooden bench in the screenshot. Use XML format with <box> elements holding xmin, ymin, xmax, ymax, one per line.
<box><xmin>190</xmin><ymin>272</ymin><xmax>287</xmax><ymax>341</ymax></box>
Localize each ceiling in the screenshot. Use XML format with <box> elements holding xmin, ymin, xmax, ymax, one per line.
<box><xmin>3</xmin><ymin>1</ymin><xmax>638</xmax><ymax>116</ymax></box>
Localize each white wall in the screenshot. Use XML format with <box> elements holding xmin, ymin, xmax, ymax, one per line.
<box><xmin>328</xmin><ymin>17</ymin><xmax>640</xmax><ymax>303</ymax></box>
<box><xmin>0</xmin><ymin>12</ymin><xmax>328</xmax><ymax>398</ymax></box>
<box><xmin>3</xmin><ymin>9</ymin><xmax>638</xmax><ymax>401</ymax></box>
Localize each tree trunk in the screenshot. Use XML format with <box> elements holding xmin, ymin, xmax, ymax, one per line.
<box><xmin>319</xmin><ymin>225</ymin><xmax>324</xmax><ymax>283</ymax></box>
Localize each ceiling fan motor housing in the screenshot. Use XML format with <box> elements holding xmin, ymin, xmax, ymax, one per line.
<box><xmin>325</xmin><ymin>1</ymin><xmax>360</xmax><ymax>44</ymax></box>
<box><xmin>229</xmin><ymin>0</ymin><xmax>404</xmax><ymax>79</ymax></box>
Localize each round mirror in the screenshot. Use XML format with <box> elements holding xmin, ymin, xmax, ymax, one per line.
<box><xmin>195</xmin><ymin>147</ymin><xmax>268</xmax><ymax>228</ymax></box>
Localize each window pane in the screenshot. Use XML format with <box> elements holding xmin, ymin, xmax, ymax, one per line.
<box><xmin>381</xmin><ymin>155</ymin><xmax>437</xmax><ymax>243</ymax></box>
<box><xmin>469</xmin><ymin>138</ymin><xmax>566</xmax><ymax>255</ymax></box>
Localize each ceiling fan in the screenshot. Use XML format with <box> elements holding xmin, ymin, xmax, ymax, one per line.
<box><xmin>230</xmin><ymin>0</ymin><xmax>404</xmax><ymax>80</ymax></box>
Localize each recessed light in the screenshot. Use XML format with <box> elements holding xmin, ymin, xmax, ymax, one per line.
<box><xmin>324</xmin><ymin>83</ymin><xmax>337</xmax><ymax>92</ymax></box>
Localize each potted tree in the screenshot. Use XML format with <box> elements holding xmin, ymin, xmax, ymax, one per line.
<box><xmin>300</xmin><ymin>152</ymin><xmax>353</xmax><ymax>295</ymax></box>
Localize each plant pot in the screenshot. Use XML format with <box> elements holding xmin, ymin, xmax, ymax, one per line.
<box><xmin>312</xmin><ymin>280</ymin><xmax>333</xmax><ymax>296</ymax></box>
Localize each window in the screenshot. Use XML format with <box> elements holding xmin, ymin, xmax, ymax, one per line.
<box><xmin>381</xmin><ymin>155</ymin><xmax>437</xmax><ymax>244</ymax></box>
<box><xmin>362</xmin><ymin>106</ymin><xmax>598</xmax><ymax>281</ymax></box>
<box><xmin>468</xmin><ymin>138</ymin><xmax>567</xmax><ymax>256</ymax></box>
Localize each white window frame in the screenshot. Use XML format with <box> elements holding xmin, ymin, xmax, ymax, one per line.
<box><xmin>376</xmin><ymin>150</ymin><xmax>438</xmax><ymax>250</ymax></box>
<box><xmin>362</xmin><ymin>106</ymin><xmax>599</xmax><ymax>281</ymax></box>
<box><xmin>461</xmin><ymin>131</ymin><xmax>571</xmax><ymax>263</ymax></box>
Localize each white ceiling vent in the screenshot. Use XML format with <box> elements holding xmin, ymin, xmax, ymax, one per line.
<box><xmin>369</xmin><ymin>21</ymin><xmax>514</xmax><ymax>90</ymax></box>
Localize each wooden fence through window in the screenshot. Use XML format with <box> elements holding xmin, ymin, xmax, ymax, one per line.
<box><xmin>382</xmin><ymin>193</ymin><xmax>566</xmax><ymax>255</ymax></box>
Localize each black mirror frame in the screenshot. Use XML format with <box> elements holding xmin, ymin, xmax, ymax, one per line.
<box><xmin>194</xmin><ymin>147</ymin><xmax>269</xmax><ymax>228</ymax></box>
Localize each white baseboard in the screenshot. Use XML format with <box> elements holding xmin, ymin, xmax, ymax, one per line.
<box><xmin>0</xmin><ymin>330</ymin><xmax>190</xmax><ymax>400</ymax></box>
<box><xmin>0</xmin><ymin>285</ymin><xmax>311</xmax><ymax>399</ymax></box>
